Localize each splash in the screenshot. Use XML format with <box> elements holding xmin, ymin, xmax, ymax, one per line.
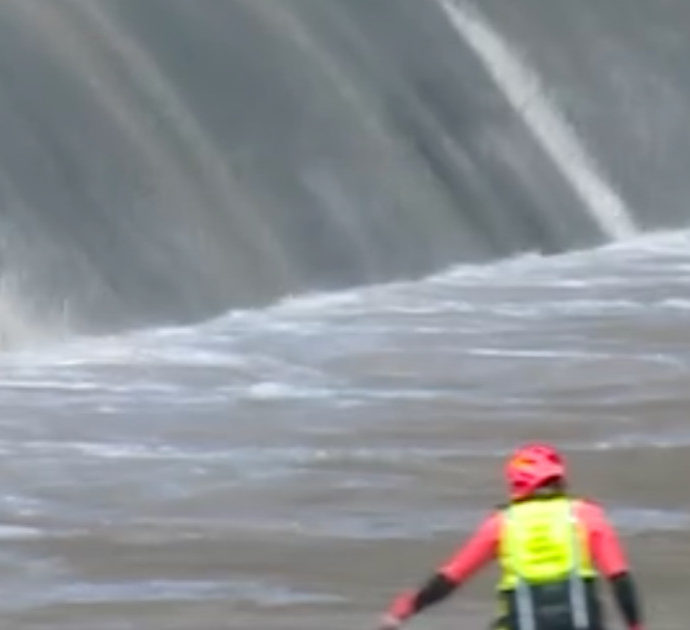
<box><xmin>0</xmin><ymin>275</ymin><xmax>59</xmax><ymax>350</ymax></box>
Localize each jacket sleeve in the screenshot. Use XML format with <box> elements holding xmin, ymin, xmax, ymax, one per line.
<box><xmin>439</xmin><ymin>510</ymin><xmax>502</xmax><ymax>583</ymax></box>
<box><xmin>577</xmin><ymin>500</ymin><xmax>643</xmax><ymax>629</ymax></box>
<box><xmin>576</xmin><ymin>500</ymin><xmax>629</xmax><ymax>577</ymax></box>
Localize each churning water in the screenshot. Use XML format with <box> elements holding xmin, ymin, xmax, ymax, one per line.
<box><xmin>0</xmin><ymin>230</ymin><xmax>688</xmax><ymax>628</ymax></box>
<box><xmin>0</xmin><ymin>1</ymin><xmax>689</xmax><ymax>628</ymax></box>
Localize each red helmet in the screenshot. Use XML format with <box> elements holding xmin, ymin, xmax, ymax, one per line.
<box><xmin>505</xmin><ymin>443</ymin><xmax>566</xmax><ymax>500</ymax></box>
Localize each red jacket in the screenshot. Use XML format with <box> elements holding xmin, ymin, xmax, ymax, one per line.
<box><xmin>440</xmin><ymin>499</ymin><xmax>628</xmax><ymax>584</ymax></box>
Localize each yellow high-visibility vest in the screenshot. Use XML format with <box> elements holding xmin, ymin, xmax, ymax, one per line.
<box><xmin>498</xmin><ymin>497</ymin><xmax>596</xmax><ymax>591</ymax></box>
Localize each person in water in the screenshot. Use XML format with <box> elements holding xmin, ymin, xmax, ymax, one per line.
<box><xmin>378</xmin><ymin>442</ymin><xmax>643</xmax><ymax>630</ymax></box>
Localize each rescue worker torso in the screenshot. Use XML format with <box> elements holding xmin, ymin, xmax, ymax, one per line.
<box><xmin>497</xmin><ymin>497</ymin><xmax>602</xmax><ymax>630</ymax></box>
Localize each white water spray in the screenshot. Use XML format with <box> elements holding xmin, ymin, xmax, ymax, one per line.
<box><xmin>0</xmin><ymin>276</ymin><xmax>56</xmax><ymax>349</ymax></box>
<box><xmin>438</xmin><ymin>0</ymin><xmax>637</xmax><ymax>240</ymax></box>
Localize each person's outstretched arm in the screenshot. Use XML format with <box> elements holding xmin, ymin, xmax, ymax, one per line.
<box><xmin>379</xmin><ymin>511</ymin><xmax>501</xmax><ymax>629</ymax></box>
<box><xmin>577</xmin><ymin>500</ymin><xmax>644</xmax><ymax>630</ymax></box>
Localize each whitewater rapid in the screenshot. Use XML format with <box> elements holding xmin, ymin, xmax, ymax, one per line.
<box><xmin>0</xmin><ymin>231</ymin><xmax>687</xmax><ymax>628</ymax></box>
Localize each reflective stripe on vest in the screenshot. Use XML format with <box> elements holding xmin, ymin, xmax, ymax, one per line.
<box><xmin>498</xmin><ymin>498</ymin><xmax>596</xmax><ymax>630</ymax></box>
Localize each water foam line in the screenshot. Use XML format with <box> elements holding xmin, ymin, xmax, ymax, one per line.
<box><xmin>438</xmin><ymin>0</ymin><xmax>637</xmax><ymax>240</ymax></box>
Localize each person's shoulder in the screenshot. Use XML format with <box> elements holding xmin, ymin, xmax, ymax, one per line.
<box><xmin>573</xmin><ymin>496</ymin><xmax>605</xmax><ymax>509</ymax></box>
<box><xmin>469</xmin><ymin>508</ymin><xmax>504</xmax><ymax>542</ymax></box>
<box><xmin>474</xmin><ymin>507</ymin><xmax>505</xmax><ymax>531</ymax></box>
<box><xmin>572</xmin><ymin>496</ymin><xmax>610</xmax><ymax>521</ymax></box>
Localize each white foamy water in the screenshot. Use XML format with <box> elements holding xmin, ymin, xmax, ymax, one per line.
<box><xmin>0</xmin><ymin>230</ymin><xmax>689</xmax><ymax>626</ymax></box>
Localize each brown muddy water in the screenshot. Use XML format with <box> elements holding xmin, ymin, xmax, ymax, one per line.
<box><xmin>0</xmin><ymin>232</ymin><xmax>688</xmax><ymax>629</ymax></box>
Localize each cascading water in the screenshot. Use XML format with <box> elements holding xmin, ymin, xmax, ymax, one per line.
<box><xmin>2</xmin><ymin>0</ymin><xmax>689</xmax><ymax>342</ymax></box>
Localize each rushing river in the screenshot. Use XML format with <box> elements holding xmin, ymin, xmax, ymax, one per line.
<box><xmin>0</xmin><ymin>230</ymin><xmax>687</xmax><ymax>629</ymax></box>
